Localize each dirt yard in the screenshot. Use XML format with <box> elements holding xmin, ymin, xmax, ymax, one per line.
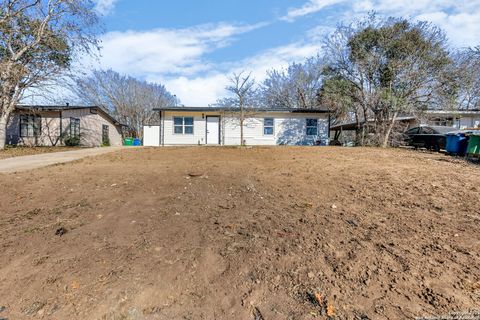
<box><xmin>0</xmin><ymin>146</ymin><xmax>82</xmax><ymax>160</ymax></box>
<box><xmin>0</xmin><ymin>147</ymin><xmax>479</xmax><ymax>320</ymax></box>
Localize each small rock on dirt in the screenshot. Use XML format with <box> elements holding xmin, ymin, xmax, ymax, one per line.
<box><xmin>55</xmin><ymin>227</ymin><xmax>67</xmax><ymax>236</ymax></box>
<box><xmin>187</xmin><ymin>172</ymin><xmax>203</xmax><ymax>177</ymax></box>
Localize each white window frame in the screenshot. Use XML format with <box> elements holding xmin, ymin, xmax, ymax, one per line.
<box><xmin>263</xmin><ymin>118</ymin><xmax>274</xmax><ymax>136</ymax></box>
<box><xmin>173</xmin><ymin>116</ymin><xmax>194</xmax><ymax>135</ymax></box>
<box><xmin>306</xmin><ymin>118</ymin><xmax>318</xmax><ymax>136</ymax></box>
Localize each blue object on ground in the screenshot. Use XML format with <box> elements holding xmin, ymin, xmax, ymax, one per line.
<box><xmin>445</xmin><ymin>133</ymin><xmax>469</xmax><ymax>156</ymax></box>
<box><xmin>133</xmin><ymin>138</ymin><xmax>142</xmax><ymax>146</ymax></box>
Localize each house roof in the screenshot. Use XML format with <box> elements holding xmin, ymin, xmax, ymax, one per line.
<box><xmin>425</xmin><ymin>109</ymin><xmax>480</xmax><ymax>115</ymax></box>
<box><xmin>16</xmin><ymin>105</ymin><xmax>125</xmax><ymax>127</ymax></box>
<box><xmin>331</xmin><ymin>109</ymin><xmax>480</xmax><ymax>131</ymax></box>
<box><xmin>330</xmin><ymin>116</ymin><xmax>416</xmax><ymax>131</ymax></box>
<box><xmin>153</xmin><ymin>106</ymin><xmax>330</xmax><ymax>113</ymax></box>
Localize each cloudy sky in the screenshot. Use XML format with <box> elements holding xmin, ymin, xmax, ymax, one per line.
<box><xmin>90</xmin><ymin>0</ymin><xmax>480</xmax><ymax>106</ymax></box>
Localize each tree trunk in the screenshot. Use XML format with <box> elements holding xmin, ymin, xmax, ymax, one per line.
<box><xmin>0</xmin><ymin>114</ymin><xmax>8</xmax><ymax>150</ymax></box>
<box><xmin>382</xmin><ymin>112</ymin><xmax>398</xmax><ymax>148</ymax></box>
<box><xmin>240</xmin><ymin>99</ymin><xmax>245</xmax><ymax>146</ymax></box>
<box><xmin>240</xmin><ymin>117</ymin><xmax>244</xmax><ymax>146</ymax></box>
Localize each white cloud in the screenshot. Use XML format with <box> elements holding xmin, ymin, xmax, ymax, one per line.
<box><xmin>154</xmin><ymin>40</ymin><xmax>323</xmax><ymax>106</ymax></box>
<box><xmin>151</xmin><ymin>74</ymin><xmax>229</xmax><ymax>107</ymax></box>
<box><xmin>282</xmin><ymin>0</ymin><xmax>480</xmax><ymax>47</ymax></box>
<box><xmin>351</xmin><ymin>1</ymin><xmax>480</xmax><ymax>48</ymax></box>
<box><xmin>413</xmin><ymin>11</ymin><xmax>480</xmax><ymax>48</ymax></box>
<box><xmin>95</xmin><ymin>22</ymin><xmax>267</xmax><ymax>77</ymax></box>
<box><xmin>94</xmin><ymin>0</ymin><xmax>118</xmax><ymax>15</ymax></box>
<box><xmin>90</xmin><ymin>22</ymin><xmax>274</xmax><ymax>106</ymax></box>
<box><xmin>282</xmin><ymin>0</ymin><xmax>347</xmax><ymax>22</ymax></box>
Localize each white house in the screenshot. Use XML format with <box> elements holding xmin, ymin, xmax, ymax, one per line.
<box><xmin>422</xmin><ymin>109</ymin><xmax>480</xmax><ymax>129</ymax></box>
<box><xmin>143</xmin><ymin>107</ymin><xmax>330</xmax><ymax>146</ymax></box>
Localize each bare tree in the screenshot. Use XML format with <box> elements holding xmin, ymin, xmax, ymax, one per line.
<box><xmin>449</xmin><ymin>49</ymin><xmax>480</xmax><ymax>110</ymax></box>
<box><xmin>0</xmin><ymin>0</ymin><xmax>99</xmax><ymax>149</ymax></box>
<box><xmin>217</xmin><ymin>71</ymin><xmax>257</xmax><ymax>146</ymax></box>
<box><xmin>71</xmin><ymin>69</ymin><xmax>176</xmax><ymax>138</ymax></box>
<box><xmin>261</xmin><ymin>56</ymin><xmax>324</xmax><ymax>109</ymax></box>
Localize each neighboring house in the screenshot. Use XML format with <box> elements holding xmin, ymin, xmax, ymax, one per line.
<box><xmin>421</xmin><ymin>110</ymin><xmax>480</xmax><ymax>129</ymax></box>
<box><xmin>6</xmin><ymin>105</ymin><xmax>124</xmax><ymax>147</ymax></box>
<box><xmin>144</xmin><ymin>107</ymin><xmax>330</xmax><ymax>146</ymax></box>
<box><xmin>330</xmin><ymin>109</ymin><xmax>480</xmax><ymax>145</ymax></box>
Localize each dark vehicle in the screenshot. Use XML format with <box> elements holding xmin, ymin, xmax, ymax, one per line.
<box><xmin>404</xmin><ymin>126</ymin><xmax>457</xmax><ymax>151</ymax></box>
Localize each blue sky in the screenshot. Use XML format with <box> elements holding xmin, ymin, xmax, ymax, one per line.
<box><xmin>90</xmin><ymin>0</ymin><xmax>480</xmax><ymax>106</ymax></box>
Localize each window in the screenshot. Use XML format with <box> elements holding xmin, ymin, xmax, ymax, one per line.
<box><xmin>173</xmin><ymin>117</ymin><xmax>194</xmax><ymax>134</ymax></box>
<box><xmin>406</xmin><ymin>127</ymin><xmax>419</xmax><ymax>135</ymax></box>
<box><xmin>421</xmin><ymin>127</ymin><xmax>434</xmax><ymax>134</ymax></box>
<box><xmin>264</xmin><ymin>118</ymin><xmax>274</xmax><ymax>135</ymax></box>
<box><xmin>69</xmin><ymin>118</ymin><xmax>80</xmax><ymax>138</ymax></box>
<box><xmin>306</xmin><ymin>118</ymin><xmax>318</xmax><ymax>136</ymax></box>
<box><xmin>430</xmin><ymin>117</ymin><xmax>454</xmax><ymax>127</ymax></box>
<box><xmin>20</xmin><ymin>115</ymin><xmax>41</xmax><ymax>137</ymax></box>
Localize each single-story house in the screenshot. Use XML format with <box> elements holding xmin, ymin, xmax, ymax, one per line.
<box><xmin>331</xmin><ymin>109</ymin><xmax>480</xmax><ymax>134</ymax></box>
<box><xmin>143</xmin><ymin>106</ymin><xmax>330</xmax><ymax>146</ymax></box>
<box><xmin>330</xmin><ymin>109</ymin><xmax>480</xmax><ymax>145</ymax></box>
<box><xmin>420</xmin><ymin>109</ymin><xmax>480</xmax><ymax>129</ymax></box>
<box><xmin>6</xmin><ymin>105</ymin><xmax>124</xmax><ymax>147</ymax></box>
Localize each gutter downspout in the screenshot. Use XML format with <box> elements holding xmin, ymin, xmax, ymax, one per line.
<box><xmin>161</xmin><ymin>110</ymin><xmax>165</xmax><ymax>146</ymax></box>
<box><xmin>59</xmin><ymin>110</ymin><xmax>63</xmax><ymax>146</ymax></box>
<box><xmin>328</xmin><ymin>113</ymin><xmax>331</xmax><ymax>141</ymax></box>
<box><xmin>158</xmin><ymin>110</ymin><xmax>163</xmax><ymax>147</ymax></box>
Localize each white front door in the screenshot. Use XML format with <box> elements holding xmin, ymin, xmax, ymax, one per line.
<box><xmin>143</xmin><ymin>125</ymin><xmax>160</xmax><ymax>146</ymax></box>
<box><xmin>206</xmin><ymin>116</ymin><xmax>220</xmax><ymax>145</ymax></box>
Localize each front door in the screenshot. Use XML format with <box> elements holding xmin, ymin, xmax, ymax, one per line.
<box><xmin>206</xmin><ymin>116</ymin><xmax>220</xmax><ymax>145</ymax></box>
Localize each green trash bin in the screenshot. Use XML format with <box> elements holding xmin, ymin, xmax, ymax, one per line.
<box><xmin>124</xmin><ymin>137</ymin><xmax>134</xmax><ymax>146</ymax></box>
<box><xmin>467</xmin><ymin>134</ymin><xmax>480</xmax><ymax>157</ymax></box>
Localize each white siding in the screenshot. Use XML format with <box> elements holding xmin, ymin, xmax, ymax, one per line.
<box><xmin>458</xmin><ymin>116</ymin><xmax>480</xmax><ymax>129</ymax></box>
<box><xmin>162</xmin><ymin>112</ymin><xmax>218</xmax><ymax>145</ymax></box>
<box><xmin>223</xmin><ymin>113</ymin><xmax>329</xmax><ymax>146</ymax></box>
<box><xmin>161</xmin><ymin>111</ymin><xmax>329</xmax><ymax>146</ymax></box>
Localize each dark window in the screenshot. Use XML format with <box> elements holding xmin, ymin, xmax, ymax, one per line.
<box><xmin>102</xmin><ymin>125</ymin><xmax>109</xmax><ymax>145</ymax></box>
<box><xmin>430</xmin><ymin>117</ymin><xmax>454</xmax><ymax>127</ymax></box>
<box><xmin>69</xmin><ymin>118</ymin><xmax>80</xmax><ymax>138</ymax></box>
<box><xmin>421</xmin><ymin>127</ymin><xmax>434</xmax><ymax>134</ymax></box>
<box><xmin>173</xmin><ymin>117</ymin><xmax>194</xmax><ymax>134</ymax></box>
<box><xmin>406</xmin><ymin>127</ymin><xmax>419</xmax><ymax>135</ymax></box>
<box><xmin>20</xmin><ymin>115</ymin><xmax>41</xmax><ymax>137</ymax></box>
<box><xmin>306</xmin><ymin>118</ymin><xmax>318</xmax><ymax>136</ymax></box>
<box><xmin>264</xmin><ymin>118</ymin><xmax>274</xmax><ymax>135</ymax></box>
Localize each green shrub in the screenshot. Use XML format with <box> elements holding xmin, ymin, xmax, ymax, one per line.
<box><xmin>64</xmin><ymin>136</ymin><xmax>81</xmax><ymax>146</ymax></box>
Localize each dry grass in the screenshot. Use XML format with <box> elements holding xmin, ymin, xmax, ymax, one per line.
<box><xmin>0</xmin><ymin>146</ymin><xmax>83</xmax><ymax>160</ymax></box>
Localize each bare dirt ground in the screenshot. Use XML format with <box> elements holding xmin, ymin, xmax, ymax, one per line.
<box><xmin>0</xmin><ymin>147</ymin><xmax>479</xmax><ymax>320</ymax></box>
<box><xmin>0</xmin><ymin>146</ymin><xmax>82</xmax><ymax>160</ymax></box>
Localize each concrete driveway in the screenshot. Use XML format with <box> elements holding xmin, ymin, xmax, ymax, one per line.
<box><xmin>0</xmin><ymin>147</ymin><xmax>126</xmax><ymax>173</ymax></box>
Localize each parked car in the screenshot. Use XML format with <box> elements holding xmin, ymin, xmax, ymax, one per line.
<box><xmin>404</xmin><ymin>126</ymin><xmax>457</xmax><ymax>151</ymax></box>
